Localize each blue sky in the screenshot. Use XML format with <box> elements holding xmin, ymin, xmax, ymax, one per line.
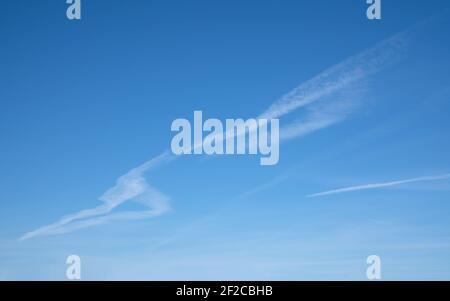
<box><xmin>1</xmin><ymin>0</ymin><xmax>450</xmax><ymax>280</ymax></box>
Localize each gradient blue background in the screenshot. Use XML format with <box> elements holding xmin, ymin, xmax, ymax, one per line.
<box><xmin>1</xmin><ymin>0</ymin><xmax>450</xmax><ymax>280</ymax></box>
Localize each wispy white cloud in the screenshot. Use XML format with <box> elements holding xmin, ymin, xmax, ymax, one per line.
<box><xmin>259</xmin><ymin>31</ymin><xmax>409</xmax><ymax>121</ymax></box>
<box><xmin>20</xmin><ymin>152</ymin><xmax>174</xmax><ymax>241</ymax></box>
<box><xmin>210</xmin><ymin>31</ymin><xmax>408</xmax><ymax>149</ymax></box>
<box><xmin>279</xmin><ymin>91</ymin><xmax>362</xmax><ymax>141</ymax></box>
<box><xmin>20</xmin><ymin>23</ymin><xmax>415</xmax><ymax>241</ymax></box>
<box><xmin>252</xmin><ymin>29</ymin><xmax>411</xmax><ymax>144</ymax></box>
<box><xmin>308</xmin><ymin>173</ymin><xmax>450</xmax><ymax>198</ymax></box>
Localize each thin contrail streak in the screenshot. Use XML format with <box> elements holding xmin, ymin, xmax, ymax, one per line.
<box><xmin>308</xmin><ymin>174</ymin><xmax>450</xmax><ymax>198</ymax></box>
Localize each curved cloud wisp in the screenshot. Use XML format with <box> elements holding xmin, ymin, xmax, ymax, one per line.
<box><xmin>20</xmin><ymin>152</ymin><xmax>174</xmax><ymax>241</ymax></box>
